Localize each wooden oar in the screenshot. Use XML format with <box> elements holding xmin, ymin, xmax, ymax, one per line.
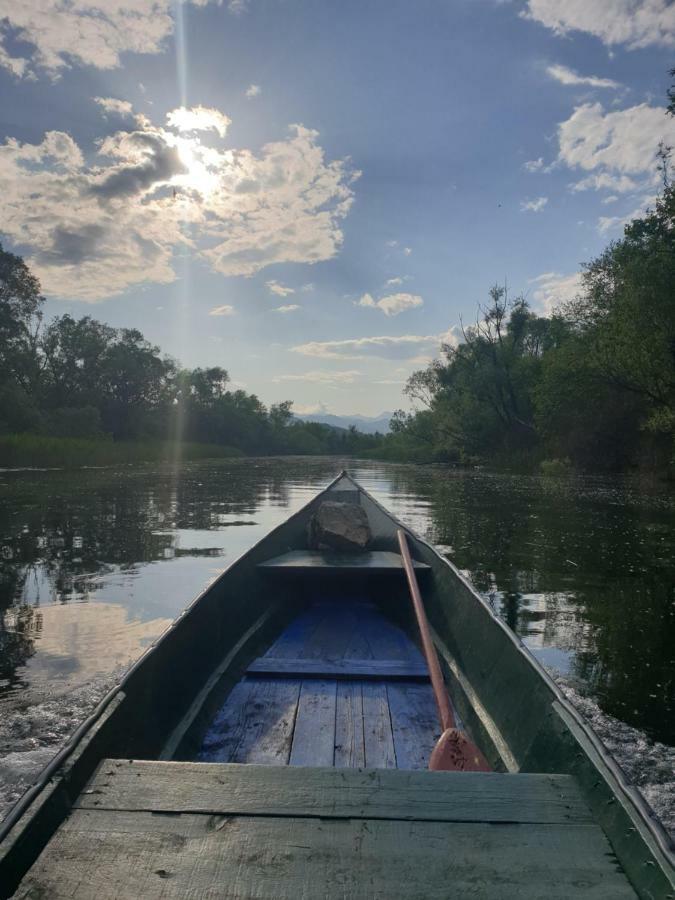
<box><xmin>397</xmin><ymin>529</ymin><xmax>491</xmax><ymax>772</ymax></box>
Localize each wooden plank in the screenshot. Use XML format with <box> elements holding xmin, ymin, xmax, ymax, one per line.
<box><xmin>289</xmin><ymin>680</ymin><xmax>337</xmax><ymax>767</ymax></box>
<box><xmin>77</xmin><ymin>761</ymin><xmax>595</xmax><ymax>825</ymax></box>
<box><xmin>387</xmin><ymin>682</ymin><xmax>440</xmax><ymax>770</ymax></box>
<box><xmin>258</xmin><ymin>550</ymin><xmax>430</xmax><ymax>571</ymax></box>
<box><xmin>247</xmin><ymin>657</ymin><xmax>429</xmax><ymax>680</ymax></box>
<box><xmin>362</xmin><ymin>682</ymin><xmax>397</xmax><ymax>768</ymax></box>
<box><xmin>16</xmin><ymin>810</ymin><xmax>636</xmax><ymax>899</ymax></box>
<box><xmin>358</xmin><ymin>606</ymin><xmax>421</xmax><ymax>662</ymax></box>
<box><xmin>198</xmin><ymin>679</ymin><xmax>301</xmax><ymax>765</ymax></box>
<box><xmin>299</xmin><ymin>601</ymin><xmax>361</xmax><ymax>660</ymax></box>
<box><xmin>261</xmin><ymin>604</ymin><xmax>327</xmax><ymax>659</ymax></box>
<box><xmin>334</xmin><ymin>682</ymin><xmax>365</xmax><ymax>768</ymax></box>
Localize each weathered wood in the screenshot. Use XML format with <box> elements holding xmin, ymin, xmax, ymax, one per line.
<box><xmin>247</xmin><ymin>657</ymin><xmax>429</xmax><ymax>680</ymax></box>
<box><xmin>77</xmin><ymin>762</ymin><xmax>595</xmax><ymax>825</ymax></box>
<box><xmin>15</xmin><ymin>808</ymin><xmax>636</xmax><ymax>899</ymax></box>
<box><xmin>387</xmin><ymin>682</ymin><xmax>440</xmax><ymax>770</ymax></box>
<box><xmin>334</xmin><ymin>682</ymin><xmax>366</xmax><ymax>768</ymax></box>
<box><xmin>362</xmin><ymin>683</ymin><xmax>397</xmax><ymax>768</ymax></box>
<box><xmin>258</xmin><ymin>550</ymin><xmax>430</xmax><ymax>571</ymax></box>
<box><xmin>289</xmin><ymin>680</ymin><xmax>337</xmax><ymax>767</ymax></box>
<box><xmin>198</xmin><ymin>679</ymin><xmax>301</xmax><ymax>765</ymax></box>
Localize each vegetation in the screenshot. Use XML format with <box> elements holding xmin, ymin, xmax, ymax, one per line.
<box><xmin>0</xmin><ymin>247</ymin><xmax>381</xmax><ymax>465</ymax></box>
<box><xmin>376</xmin><ymin>89</ymin><xmax>675</xmax><ymax>475</ymax></box>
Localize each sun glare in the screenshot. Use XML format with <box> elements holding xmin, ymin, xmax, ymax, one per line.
<box><xmin>174</xmin><ymin>137</ymin><xmax>218</xmax><ymax>197</ymax></box>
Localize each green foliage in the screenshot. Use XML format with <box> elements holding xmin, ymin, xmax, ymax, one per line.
<box><xmin>378</xmin><ymin>182</ymin><xmax>675</xmax><ymax>474</ymax></box>
<box><xmin>0</xmin><ymin>434</ymin><xmax>243</xmax><ymax>468</ymax></box>
<box><xmin>0</xmin><ymin>244</ymin><xmax>379</xmax><ymax>462</ymax></box>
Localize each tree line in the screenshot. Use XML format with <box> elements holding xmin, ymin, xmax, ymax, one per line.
<box><xmin>0</xmin><ymin>252</ymin><xmax>379</xmax><ymax>458</ymax></box>
<box><xmin>381</xmin><ymin>77</ymin><xmax>675</xmax><ymax>474</ymax></box>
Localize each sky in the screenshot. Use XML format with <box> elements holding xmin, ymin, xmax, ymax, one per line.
<box><xmin>1</xmin><ymin>0</ymin><xmax>674</xmax><ymax>417</ymax></box>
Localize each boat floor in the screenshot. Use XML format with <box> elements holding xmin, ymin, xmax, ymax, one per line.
<box><xmin>197</xmin><ymin>599</ymin><xmax>442</xmax><ymax>769</ymax></box>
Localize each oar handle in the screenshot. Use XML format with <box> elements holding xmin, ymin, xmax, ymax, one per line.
<box><xmin>397</xmin><ymin>530</ymin><xmax>455</xmax><ymax>732</ymax></box>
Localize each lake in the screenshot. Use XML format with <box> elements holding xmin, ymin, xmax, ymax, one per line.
<box><xmin>1</xmin><ymin>456</ymin><xmax>674</xmax><ymax>817</ymax></box>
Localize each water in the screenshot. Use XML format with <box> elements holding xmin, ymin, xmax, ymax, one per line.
<box><xmin>1</xmin><ymin>457</ymin><xmax>673</xmax><ymax>829</ymax></box>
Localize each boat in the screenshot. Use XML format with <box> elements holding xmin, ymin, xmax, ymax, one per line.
<box><xmin>1</xmin><ymin>471</ymin><xmax>673</xmax><ymax>898</ymax></box>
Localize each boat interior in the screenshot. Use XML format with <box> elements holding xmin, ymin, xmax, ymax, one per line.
<box><xmin>195</xmin><ymin>595</ymin><xmax>443</xmax><ymax>770</ymax></box>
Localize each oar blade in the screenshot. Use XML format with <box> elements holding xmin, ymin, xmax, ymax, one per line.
<box><xmin>429</xmin><ymin>728</ymin><xmax>492</xmax><ymax>772</ymax></box>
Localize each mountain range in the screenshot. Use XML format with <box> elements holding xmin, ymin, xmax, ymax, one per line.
<box><xmin>294</xmin><ymin>411</ymin><xmax>393</xmax><ymax>434</ymax></box>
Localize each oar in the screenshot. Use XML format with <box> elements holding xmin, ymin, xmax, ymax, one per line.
<box><xmin>397</xmin><ymin>529</ymin><xmax>491</xmax><ymax>772</ymax></box>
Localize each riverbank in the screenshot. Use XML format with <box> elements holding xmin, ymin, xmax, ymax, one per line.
<box><xmin>0</xmin><ymin>434</ymin><xmax>243</xmax><ymax>469</ymax></box>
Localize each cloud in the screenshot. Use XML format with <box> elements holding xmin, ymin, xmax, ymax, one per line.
<box><xmin>301</xmin><ymin>282</ymin><xmax>314</xmax><ymax>292</ymax></box>
<box><xmin>530</xmin><ymin>272</ymin><xmax>583</xmax><ymax>314</ymax></box>
<box><xmin>545</xmin><ymin>65</ymin><xmax>621</xmax><ymax>90</ymax></box>
<box><xmin>209</xmin><ymin>304</ymin><xmax>236</xmax><ymax>316</ymax></box>
<box><xmin>384</xmin><ymin>276</ymin><xmax>403</xmax><ymax>287</ymax></box>
<box><xmin>293</xmin><ymin>401</ymin><xmax>328</xmax><ymax>415</ymax></box>
<box><xmin>403</xmin><ymin>246</ymin><xmax>412</xmax><ymax>255</ymax></box>
<box><xmin>0</xmin><ymin>106</ymin><xmax>356</xmax><ymax>301</ymax></box>
<box><xmin>228</xmin><ymin>0</ymin><xmax>249</xmax><ymax>13</ymax></box>
<box><xmin>520</xmin><ymin>196</ymin><xmax>548</xmax><ymax>212</ymax></box>
<box><xmin>273</xmin><ymin>304</ymin><xmax>300</xmax><ymax>313</ymax></box>
<box><xmin>273</xmin><ymin>370</ymin><xmax>361</xmax><ymax>384</ymax></box>
<box><xmin>245</xmin><ymin>84</ymin><xmax>261</xmax><ymax>99</ymax></box>
<box><xmin>522</xmin><ymin>0</ymin><xmax>675</xmax><ymax>49</ymax></box>
<box><xmin>0</xmin><ymin>0</ymin><xmax>214</xmax><ymax>79</ymax></box>
<box><xmin>94</xmin><ymin>97</ymin><xmax>135</xmax><ymax>120</ymax></box>
<box><xmin>166</xmin><ymin>106</ymin><xmax>231</xmax><ymax>138</ymax></box>
<box><xmin>266</xmin><ymin>280</ymin><xmax>295</xmax><ymax>297</ymax></box>
<box><xmin>292</xmin><ymin>329</ymin><xmax>458</xmax><ymax>361</ymax></box>
<box><xmin>524</xmin><ymin>158</ymin><xmax>545</xmax><ymax>174</ymax></box>
<box><xmin>356</xmin><ymin>292</ymin><xmax>423</xmax><ymax>316</ymax></box>
<box><xmin>556</xmin><ymin>102</ymin><xmax>675</xmax><ymax>194</ymax></box>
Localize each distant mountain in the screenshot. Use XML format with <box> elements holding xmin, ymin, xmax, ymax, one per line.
<box><xmin>295</xmin><ymin>411</ymin><xmax>393</xmax><ymax>434</ymax></box>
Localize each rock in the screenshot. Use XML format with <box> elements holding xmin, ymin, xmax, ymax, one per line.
<box><xmin>308</xmin><ymin>501</ymin><xmax>372</xmax><ymax>551</ymax></box>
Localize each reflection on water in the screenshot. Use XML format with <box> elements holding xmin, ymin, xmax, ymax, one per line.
<box><xmin>1</xmin><ymin>458</ymin><xmax>674</xmax><ymax>744</ymax></box>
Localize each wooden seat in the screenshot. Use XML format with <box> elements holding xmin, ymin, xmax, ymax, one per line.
<box><xmin>257</xmin><ymin>549</ymin><xmax>430</xmax><ymax>572</ymax></box>
<box><xmin>16</xmin><ymin>761</ymin><xmax>637</xmax><ymax>898</ymax></box>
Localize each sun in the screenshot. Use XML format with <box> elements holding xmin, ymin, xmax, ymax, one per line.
<box><xmin>173</xmin><ymin>137</ymin><xmax>219</xmax><ymax>197</ymax></box>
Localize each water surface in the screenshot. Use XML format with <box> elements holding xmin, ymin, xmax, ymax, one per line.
<box><xmin>1</xmin><ymin>457</ymin><xmax>673</xmax><ymax>749</ymax></box>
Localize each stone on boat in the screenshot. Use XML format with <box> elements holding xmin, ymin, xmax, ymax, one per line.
<box><xmin>308</xmin><ymin>501</ymin><xmax>372</xmax><ymax>551</ymax></box>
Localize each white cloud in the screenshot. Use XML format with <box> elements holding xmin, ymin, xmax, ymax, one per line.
<box><xmin>546</xmin><ymin>64</ymin><xmax>621</xmax><ymax>89</ymax></box>
<box><xmin>356</xmin><ymin>292</ymin><xmax>423</xmax><ymax>316</ymax></box>
<box><xmin>384</xmin><ymin>276</ymin><xmax>403</xmax><ymax>287</ymax></box>
<box><xmin>523</xmin><ymin>157</ymin><xmax>545</xmax><ymax>172</ymax></box>
<box><xmin>273</xmin><ymin>304</ymin><xmax>300</xmax><ymax>313</ymax></box>
<box><xmin>245</xmin><ymin>84</ymin><xmax>261</xmax><ymax>99</ymax></box>
<box><xmin>266</xmin><ymin>280</ymin><xmax>295</xmax><ymax>297</ymax></box>
<box><xmin>209</xmin><ymin>304</ymin><xmax>236</xmax><ymax>316</ymax></box>
<box><xmin>228</xmin><ymin>0</ymin><xmax>248</xmax><ymax>13</ymax></box>
<box><xmin>0</xmin><ymin>107</ymin><xmax>356</xmax><ymax>300</ymax></box>
<box><xmin>520</xmin><ymin>196</ymin><xmax>548</xmax><ymax>212</ymax></box>
<box><xmin>530</xmin><ymin>272</ymin><xmax>583</xmax><ymax>314</ymax></box>
<box><xmin>0</xmin><ymin>0</ymin><xmax>214</xmax><ymax>79</ymax></box>
<box><xmin>273</xmin><ymin>370</ymin><xmax>361</xmax><ymax>384</ymax></box>
<box><xmin>601</xmin><ymin>194</ymin><xmax>619</xmax><ymax>204</ymax></box>
<box><xmin>556</xmin><ymin>102</ymin><xmax>675</xmax><ymax>194</ymax></box>
<box><xmin>403</xmin><ymin>246</ymin><xmax>412</xmax><ymax>255</ymax></box>
<box><xmin>166</xmin><ymin>106</ymin><xmax>231</xmax><ymax>138</ymax></box>
<box><xmin>94</xmin><ymin>97</ymin><xmax>135</xmax><ymax>119</ymax></box>
<box><xmin>301</xmin><ymin>282</ymin><xmax>314</xmax><ymax>292</ymax></box>
<box><xmin>522</xmin><ymin>1</ymin><xmax>675</xmax><ymax>49</ymax></box>
<box><xmin>292</xmin><ymin>329</ymin><xmax>457</xmax><ymax>361</ymax></box>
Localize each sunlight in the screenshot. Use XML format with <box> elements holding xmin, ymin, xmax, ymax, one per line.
<box><xmin>173</xmin><ymin>137</ymin><xmax>219</xmax><ymax>197</ymax></box>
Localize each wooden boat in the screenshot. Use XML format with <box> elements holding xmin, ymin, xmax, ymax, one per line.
<box><xmin>1</xmin><ymin>471</ymin><xmax>673</xmax><ymax>898</ymax></box>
